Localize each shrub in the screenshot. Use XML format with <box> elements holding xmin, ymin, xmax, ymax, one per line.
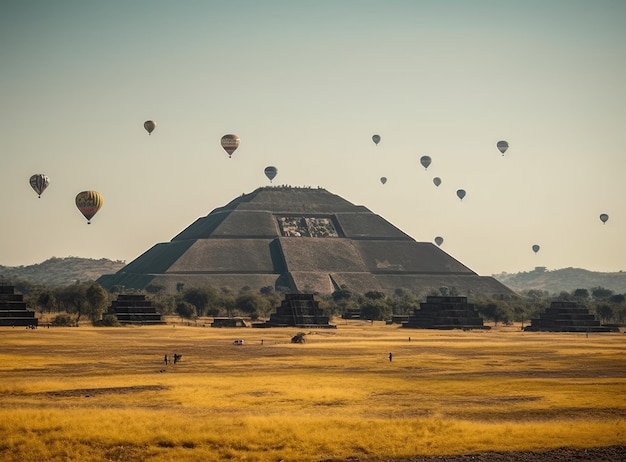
<box><xmin>99</xmin><ymin>314</ymin><xmax>120</xmax><ymax>327</ymax></box>
<box><xmin>51</xmin><ymin>313</ymin><xmax>75</xmax><ymax>327</ymax></box>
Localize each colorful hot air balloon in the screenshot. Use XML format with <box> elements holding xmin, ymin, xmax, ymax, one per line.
<box><xmin>434</xmin><ymin>236</ymin><xmax>444</xmax><ymax>246</ymax></box>
<box><xmin>456</xmin><ymin>189</ymin><xmax>466</xmax><ymax>201</ymax></box>
<box><xmin>264</xmin><ymin>166</ymin><xmax>278</xmax><ymax>182</ymax></box>
<box><xmin>75</xmin><ymin>190</ymin><xmax>104</xmax><ymax>224</ymax></box>
<box><xmin>420</xmin><ymin>156</ymin><xmax>432</xmax><ymax>170</ymax></box>
<box><xmin>497</xmin><ymin>140</ymin><xmax>509</xmax><ymax>155</ymax></box>
<box><xmin>221</xmin><ymin>134</ymin><xmax>240</xmax><ymax>158</ymax></box>
<box><xmin>599</xmin><ymin>213</ymin><xmax>609</xmax><ymax>224</ymax></box>
<box><xmin>29</xmin><ymin>174</ymin><xmax>49</xmax><ymax>198</ymax></box>
<box><xmin>532</xmin><ymin>244</ymin><xmax>540</xmax><ymax>254</ymax></box>
<box><xmin>433</xmin><ymin>177</ymin><xmax>441</xmax><ymax>187</ymax></box>
<box><xmin>380</xmin><ymin>177</ymin><xmax>387</xmax><ymax>185</ymax></box>
<box><xmin>144</xmin><ymin>120</ymin><xmax>156</xmax><ymax>135</ymax></box>
<box><xmin>372</xmin><ymin>134</ymin><xmax>381</xmax><ymax>145</ymax></box>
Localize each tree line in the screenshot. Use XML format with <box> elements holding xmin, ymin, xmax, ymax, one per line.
<box><xmin>4</xmin><ymin>276</ymin><xmax>626</xmax><ymax>327</ymax></box>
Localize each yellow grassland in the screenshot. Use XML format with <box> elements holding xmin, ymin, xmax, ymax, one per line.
<box><xmin>0</xmin><ymin>321</ymin><xmax>624</xmax><ymax>461</ymax></box>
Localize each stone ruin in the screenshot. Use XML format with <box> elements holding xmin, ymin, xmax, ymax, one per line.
<box><xmin>253</xmin><ymin>293</ymin><xmax>336</xmax><ymax>328</ymax></box>
<box><xmin>524</xmin><ymin>301</ymin><xmax>618</xmax><ymax>332</ymax></box>
<box><xmin>0</xmin><ymin>285</ymin><xmax>38</xmax><ymax>327</ymax></box>
<box><xmin>106</xmin><ymin>294</ymin><xmax>164</xmax><ymax>325</ymax></box>
<box><xmin>402</xmin><ymin>295</ymin><xmax>489</xmax><ymax>330</ymax></box>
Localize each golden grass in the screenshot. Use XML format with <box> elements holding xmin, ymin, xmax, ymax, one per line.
<box><xmin>0</xmin><ymin>321</ymin><xmax>624</xmax><ymax>461</ymax></box>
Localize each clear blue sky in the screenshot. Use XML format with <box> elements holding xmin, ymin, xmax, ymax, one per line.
<box><xmin>1</xmin><ymin>0</ymin><xmax>625</xmax><ymax>276</ymax></box>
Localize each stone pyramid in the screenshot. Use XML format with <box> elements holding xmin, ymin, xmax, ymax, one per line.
<box><xmin>98</xmin><ymin>186</ymin><xmax>513</xmax><ymax>296</ymax></box>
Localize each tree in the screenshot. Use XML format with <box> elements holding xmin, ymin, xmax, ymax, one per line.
<box><xmin>183</xmin><ymin>287</ymin><xmax>216</xmax><ymax>317</ymax></box>
<box><xmin>55</xmin><ymin>283</ymin><xmax>90</xmax><ymax>324</ymax></box>
<box><xmin>176</xmin><ymin>301</ymin><xmax>197</xmax><ymax>321</ymax></box>
<box><xmin>573</xmin><ymin>288</ymin><xmax>589</xmax><ymax>299</ymax></box>
<box><xmin>595</xmin><ymin>304</ymin><xmax>614</xmax><ymax>323</ymax></box>
<box><xmin>364</xmin><ymin>291</ymin><xmax>386</xmax><ymax>301</ymax></box>
<box><xmin>35</xmin><ymin>290</ymin><xmax>57</xmax><ymax>314</ymax></box>
<box><xmin>85</xmin><ymin>283</ymin><xmax>109</xmax><ymax>322</ymax></box>
<box><xmin>235</xmin><ymin>293</ymin><xmax>269</xmax><ymax>320</ymax></box>
<box><xmin>591</xmin><ymin>287</ymin><xmax>614</xmax><ymax>300</ymax></box>
<box><xmin>332</xmin><ymin>286</ymin><xmax>352</xmax><ymax>302</ymax></box>
<box><xmin>360</xmin><ymin>301</ymin><xmax>383</xmax><ymax>321</ymax></box>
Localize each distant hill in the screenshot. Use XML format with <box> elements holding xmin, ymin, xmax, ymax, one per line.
<box><xmin>0</xmin><ymin>257</ymin><xmax>125</xmax><ymax>287</ymax></box>
<box><xmin>494</xmin><ymin>267</ymin><xmax>626</xmax><ymax>295</ymax></box>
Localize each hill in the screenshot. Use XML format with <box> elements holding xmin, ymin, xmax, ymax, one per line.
<box><xmin>493</xmin><ymin>267</ymin><xmax>626</xmax><ymax>294</ymax></box>
<box><xmin>0</xmin><ymin>257</ymin><xmax>126</xmax><ymax>287</ymax></box>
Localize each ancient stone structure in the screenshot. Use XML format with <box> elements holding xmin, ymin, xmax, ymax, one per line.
<box><xmin>98</xmin><ymin>186</ymin><xmax>513</xmax><ymax>296</ymax></box>
<box><xmin>0</xmin><ymin>285</ymin><xmax>38</xmax><ymax>327</ymax></box>
<box><xmin>106</xmin><ymin>294</ymin><xmax>164</xmax><ymax>325</ymax></box>
<box><xmin>253</xmin><ymin>293</ymin><xmax>335</xmax><ymax>328</ymax></box>
<box><xmin>402</xmin><ymin>295</ymin><xmax>489</xmax><ymax>330</ymax></box>
<box><xmin>524</xmin><ymin>301</ymin><xmax>617</xmax><ymax>332</ymax></box>
<box><xmin>211</xmin><ymin>317</ymin><xmax>248</xmax><ymax>327</ymax></box>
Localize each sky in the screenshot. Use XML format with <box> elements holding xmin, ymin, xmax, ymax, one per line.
<box><xmin>1</xmin><ymin>0</ymin><xmax>625</xmax><ymax>276</ymax></box>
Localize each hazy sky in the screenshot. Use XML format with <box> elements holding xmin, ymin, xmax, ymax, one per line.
<box><xmin>2</xmin><ymin>1</ymin><xmax>625</xmax><ymax>276</ymax></box>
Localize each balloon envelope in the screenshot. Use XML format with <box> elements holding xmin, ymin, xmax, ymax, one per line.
<box><xmin>264</xmin><ymin>166</ymin><xmax>278</xmax><ymax>182</ymax></box>
<box><xmin>532</xmin><ymin>244</ymin><xmax>540</xmax><ymax>254</ymax></box>
<box><xmin>372</xmin><ymin>134</ymin><xmax>381</xmax><ymax>145</ymax></box>
<box><xmin>456</xmin><ymin>189</ymin><xmax>466</xmax><ymax>200</ymax></box>
<box><xmin>29</xmin><ymin>174</ymin><xmax>49</xmax><ymax>198</ymax></box>
<box><xmin>434</xmin><ymin>236</ymin><xmax>444</xmax><ymax>246</ymax></box>
<box><xmin>144</xmin><ymin>120</ymin><xmax>156</xmax><ymax>135</ymax></box>
<box><xmin>221</xmin><ymin>134</ymin><xmax>240</xmax><ymax>157</ymax></box>
<box><xmin>497</xmin><ymin>140</ymin><xmax>509</xmax><ymax>154</ymax></box>
<box><xmin>433</xmin><ymin>177</ymin><xmax>441</xmax><ymax>187</ymax></box>
<box><xmin>420</xmin><ymin>155</ymin><xmax>432</xmax><ymax>170</ymax></box>
<box><xmin>75</xmin><ymin>190</ymin><xmax>104</xmax><ymax>224</ymax></box>
<box><xmin>600</xmin><ymin>213</ymin><xmax>609</xmax><ymax>224</ymax></box>
<box><xmin>380</xmin><ymin>177</ymin><xmax>387</xmax><ymax>184</ymax></box>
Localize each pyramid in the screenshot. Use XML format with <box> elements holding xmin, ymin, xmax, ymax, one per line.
<box><xmin>98</xmin><ymin>187</ymin><xmax>513</xmax><ymax>296</ymax></box>
<box><xmin>0</xmin><ymin>285</ymin><xmax>39</xmax><ymax>327</ymax></box>
<box><xmin>523</xmin><ymin>301</ymin><xmax>617</xmax><ymax>332</ymax></box>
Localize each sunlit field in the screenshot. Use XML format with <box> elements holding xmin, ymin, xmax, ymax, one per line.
<box><xmin>1</xmin><ymin>320</ymin><xmax>624</xmax><ymax>461</ymax></box>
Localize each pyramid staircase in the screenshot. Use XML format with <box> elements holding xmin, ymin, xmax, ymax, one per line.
<box><xmin>524</xmin><ymin>301</ymin><xmax>617</xmax><ymax>332</ymax></box>
<box><xmin>106</xmin><ymin>294</ymin><xmax>165</xmax><ymax>325</ymax></box>
<box><xmin>0</xmin><ymin>285</ymin><xmax>38</xmax><ymax>327</ymax></box>
<box><xmin>402</xmin><ymin>295</ymin><xmax>489</xmax><ymax>330</ymax></box>
<box><xmin>253</xmin><ymin>293</ymin><xmax>335</xmax><ymax>328</ymax></box>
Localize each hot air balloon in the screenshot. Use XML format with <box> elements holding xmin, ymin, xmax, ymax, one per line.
<box><xmin>532</xmin><ymin>244</ymin><xmax>540</xmax><ymax>254</ymax></box>
<box><xmin>372</xmin><ymin>134</ymin><xmax>381</xmax><ymax>145</ymax></box>
<box><xmin>420</xmin><ymin>156</ymin><xmax>432</xmax><ymax>170</ymax></box>
<box><xmin>75</xmin><ymin>190</ymin><xmax>104</xmax><ymax>224</ymax></box>
<box><xmin>221</xmin><ymin>134</ymin><xmax>240</xmax><ymax>158</ymax></box>
<box><xmin>497</xmin><ymin>140</ymin><xmax>509</xmax><ymax>155</ymax></box>
<box><xmin>144</xmin><ymin>120</ymin><xmax>156</xmax><ymax>135</ymax></box>
<box><xmin>434</xmin><ymin>236</ymin><xmax>444</xmax><ymax>246</ymax></box>
<box><xmin>29</xmin><ymin>174</ymin><xmax>49</xmax><ymax>198</ymax></box>
<box><xmin>380</xmin><ymin>177</ymin><xmax>387</xmax><ymax>185</ymax></box>
<box><xmin>600</xmin><ymin>213</ymin><xmax>609</xmax><ymax>224</ymax></box>
<box><xmin>264</xmin><ymin>166</ymin><xmax>278</xmax><ymax>182</ymax></box>
<box><xmin>456</xmin><ymin>189</ymin><xmax>466</xmax><ymax>201</ymax></box>
<box><xmin>433</xmin><ymin>177</ymin><xmax>441</xmax><ymax>187</ymax></box>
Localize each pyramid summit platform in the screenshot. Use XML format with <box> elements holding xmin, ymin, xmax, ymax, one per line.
<box><xmin>98</xmin><ymin>186</ymin><xmax>513</xmax><ymax>296</ymax></box>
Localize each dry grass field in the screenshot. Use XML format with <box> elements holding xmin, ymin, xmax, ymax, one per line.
<box><xmin>1</xmin><ymin>320</ymin><xmax>625</xmax><ymax>461</ymax></box>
